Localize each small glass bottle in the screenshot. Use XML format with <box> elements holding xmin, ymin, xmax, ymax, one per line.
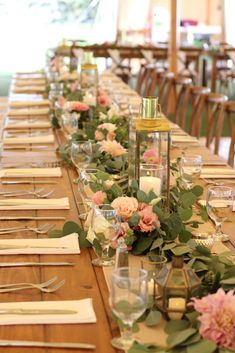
<box><xmin>115</xmin><ymin>238</ymin><xmax>129</xmax><ymax>269</ymax></box>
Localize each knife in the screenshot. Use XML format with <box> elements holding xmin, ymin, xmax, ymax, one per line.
<box><xmin>0</xmin><ymin>244</ymin><xmax>74</xmax><ymax>250</ymax></box>
<box><xmin>0</xmin><ymin>262</ymin><xmax>75</xmax><ymax>267</ymax></box>
<box><xmin>1</xmin><ymin>181</ymin><xmax>58</xmax><ymax>184</ymax></box>
<box><xmin>0</xmin><ymin>308</ymin><xmax>77</xmax><ymax>315</ymax></box>
<box><xmin>0</xmin><ymin>216</ymin><xmax>65</xmax><ymax>220</ymax></box>
<box><xmin>0</xmin><ymin>340</ymin><xmax>95</xmax><ymax>350</ymax></box>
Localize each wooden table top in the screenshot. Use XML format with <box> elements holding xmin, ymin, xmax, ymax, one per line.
<box><xmin>0</xmin><ymin>72</ymin><xmax>234</xmax><ymax>353</ymax></box>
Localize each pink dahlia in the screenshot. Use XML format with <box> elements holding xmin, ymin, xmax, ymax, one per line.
<box><xmin>192</xmin><ymin>289</ymin><xmax>235</xmax><ymax>349</ymax></box>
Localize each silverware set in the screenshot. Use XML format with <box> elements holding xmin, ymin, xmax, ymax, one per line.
<box><xmin>0</xmin><ymin>276</ymin><xmax>65</xmax><ymax>293</ymax></box>
<box><xmin>0</xmin><ymin>187</ymin><xmax>54</xmax><ymax>198</ymax></box>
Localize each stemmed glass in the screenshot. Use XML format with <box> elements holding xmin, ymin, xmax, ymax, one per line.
<box><xmin>90</xmin><ymin>204</ymin><xmax>120</xmax><ymax>267</ymax></box>
<box><xmin>109</xmin><ymin>267</ymin><xmax>148</xmax><ymax>350</ymax></box>
<box><xmin>78</xmin><ymin>168</ymin><xmax>98</xmax><ymax>220</ymax></box>
<box><xmin>61</xmin><ymin>111</ymin><xmax>79</xmax><ymax>139</ymax></box>
<box><xmin>180</xmin><ymin>154</ymin><xmax>202</xmax><ymax>189</ymax></box>
<box><xmin>70</xmin><ymin>140</ymin><xmax>92</xmax><ymax>172</ymax></box>
<box><xmin>206</xmin><ymin>186</ymin><xmax>234</xmax><ymax>242</ymax></box>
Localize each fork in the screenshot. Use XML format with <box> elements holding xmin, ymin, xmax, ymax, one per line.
<box><xmin>201</xmin><ymin>178</ymin><xmax>235</xmax><ymax>186</ymax></box>
<box><xmin>1</xmin><ymin>161</ymin><xmax>61</xmax><ymax>168</ymax></box>
<box><xmin>0</xmin><ymin>223</ymin><xmax>55</xmax><ymax>235</ymax></box>
<box><xmin>2</xmin><ymin>188</ymin><xmax>54</xmax><ymax>198</ymax></box>
<box><xmin>0</xmin><ymin>276</ymin><xmax>57</xmax><ymax>289</ymax></box>
<box><xmin>0</xmin><ymin>277</ymin><xmax>65</xmax><ymax>293</ymax></box>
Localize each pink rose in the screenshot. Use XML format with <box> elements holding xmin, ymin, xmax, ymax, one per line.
<box><xmin>111</xmin><ymin>197</ymin><xmax>138</xmax><ymax>221</ymax></box>
<box><xmin>95</xmin><ymin>130</ymin><xmax>105</xmax><ymax>141</ymax></box>
<box><xmin>92</xmin><ymin>191</ymin><xmax>107</xmax><ymax>205</ymax></box>
<box><xmin>138</xmin><ymin>205</ymin><xmax>160</xmax><ymax>232</ymax></box>
<box><xmin>97</xmin><ymin>94</ymin><xmax>112</xmax><ymax>107</ymax></box>
<box><xmin>99</xmin><ymin>140</ymin><xmax>127</xmax><ymax>157</ymax></box>
<box><xmin>58</xmin><ymin>95</ymin><xmax>66</xmax><ymax>108</ymax></box>
<box><xmin>70</xmin><ymin>101</ymin><xmax>89</xmax><ymax>112</ymax></box>
<box><xmin>143</xmin><ymin>149</ymin><xmax>159</xmax><ymax>164</ymax></box>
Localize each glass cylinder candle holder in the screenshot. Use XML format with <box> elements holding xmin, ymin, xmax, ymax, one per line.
<box><xmin>141</xmin><ymin>255</ymin><xmax>167</xmax><ymax>298</ymax></box>
<box><xmin>80</xmin><ymin>63</ymin><xmax>98</xmax><ymax>90</ymax></box>
<box><xmin>139</xmin><ymin>164</ymin><xmax>163</xmax><ymax>196</ymax></box>
<box><xmin>128</xmin><ymin>96</ymin><xmax>171</xmax><ymax>205</ymax></box>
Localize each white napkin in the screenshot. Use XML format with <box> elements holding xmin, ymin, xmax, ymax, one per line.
<box><xmin>8</xmin><ymin>108</ymin><xmax>49</xmax><ymax>116</ymax></box>
<box><xmin>171</xmin><ymin>135</ymin><xmax>198</xmax><ymax>143</ymax></box>
<box><xmin>0</xmin><ymin>233</ymin><xmax>79</xmax><ymax>255</ymax></box>
<box><xmin>201</xmin><ymin>168</ymin><xmax>235</xmax><ymax>179</ymax></box>
<box><xmin>14</xmin><ymin>79</ymin><xmax>46</xmax><ymax>87</ymax></box>
<box><xmin>0</xmin><ymin>167</ymin><xmax>61</xmax><ymax>178</ymax></box>
<box><xmin>3</xmin><ymin>134</ymin><xmax>54</xmax><ymax>145</ymax></box>
<box><xmin>9</xmin><ymin>99</ymin><xmax>50</xmax><ymax>108</ymax></box>
<box><xmin>13</xmin><ymin>86</ymin><xmax>46</xmax><ymax>94</ymax></box>
<box><xmin>5</xmin><ymin>122</ymin><xmax>51</xmax><ymax>130</ymax></box>
<box><xmin>0</xmin><ymin>298</ymin><xmax>96</xmax><ymax>325</ymax></box>
<box><xmin>198</xmin><ymin>199</ymin><xmax>235</xmax><ymax>211</ymax></box>
<box><xmin>0</xmin><ymin>197</ymin><xmax>70</xmax><ymax>210</ymax></box>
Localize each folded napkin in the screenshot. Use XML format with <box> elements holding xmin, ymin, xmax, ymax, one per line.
<box><xmin>0</xmin><ymin>233</ymin><xmax>79</xmax><ymax>255</ymax></box>
<box><xmin>0</xmin><ymin>167</ymin><xmax>61</xmax><ymax>178</ymax></box>
<box><xmin>8</xmin><ymin>108</ymin><xmax>49</xmax><ymax>116</ymax></box>
<box><xmin>3</xmin><ymin>134</ymin><xmax>55</xmax><ymax>145</ymax></box>
<box><xmin>198</xmin><ymin>199</ymin><xmax>235</xmax><ymax>211</ymax></box>
<box><xmin>0</xmin><ymin>298</ymin><xmax>96</xmax><ymax>325</ymax></box>
<box><xmin>14</xmin><ymin>79</ymin><xmax>46</xmax><ymax>87</ymax></box>
<box><xmin>0</xmin><ymin>197</ymin><xmax>69</xmax><ymax>210</ymax></box>
<box><xmin>171</xmin><ymin>135</ymin><xmax>198</xmax><ymax>143</ymax></box>
<box><xmin>201</xmin><ymin>168</ymin><xmax>235</xmax><ymax>179</ymax></box>
<box><xmin>13</xmin><ymin>86</ymin><xmax>46</xmax><ymax>94</ymax></box>
<box><xmin>9</xmin><ymin>99</ymin><xmax>50</xmax><ymax>108</ymax></box>
<box><xmin>5</xmin><ymin>121</ymin><xmax>51</xmax><ymax>130</ymax></box>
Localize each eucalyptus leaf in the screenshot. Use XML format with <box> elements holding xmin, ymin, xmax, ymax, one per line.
<box><xmin>165</xmin><ymin>320</ymin><xmax>190</xmax><ymax>334</ymax></box>
<box><xmin>178</xmin><ymin>208</ymin><xmax>193</xmax><ymax>222</ymax></box>
<box><xmin>79</xmin><ymin>230</ymin><xmax>92</xmax><ymax>248</ymax></box>
<box><xmin>195</xmin><ymin>245</ymin><xmax>211</xmax><ymax>257</ymax></box>
<box><xmin>191</xmin><ymin>185</ymin><xmax>203</xmax><ymax>197</ymax></box>
<box><xmin>128</xmin><ymin>213</ymin><xmax>140</xmax><ymax>227</ymax></box>
<box><xmin>178</xmin><ymin>230</ymin><xmax>192</xmax><ymax>243</ymax></box>
<box><xmin>171</xmin><ymin>245</ymin><xmax>191</xmax><ymax>256</ymax></box>
<box><xmin>180</xmin><ymin>192</ymin><xmax>197</xmax><ymax>208</ymax></box>
<box><xmin>137</xmin><ymin>190</ymin><xmax>149</xmax><ymax>203</ymax></box>
<box><xmin>220</xmin><ymin>277</ymin><xmax>235</xmax><ymax>284</ymax></box>
<box><xmin>150</xmin><ymin>238</ymin><xmax>163</xmax><ymax>251</ymax></box>
<box><xmin>181</xmin><ymin>333</ymin><xmax>200</xmax><ymax>346</ymax></box>
<box><xmin>145</xmin><ymin>310</ymin><xmax>162</xmax><ymax>327</ymax></box>
<box><xmin>167</xmin><ymin>328</ymin><xmax>197</xmax><ymax>348</ymax></box>
<box><xmin>186</xmin><ymin>339</ymin><xmax>217</xmax><ymax>353</ymax></box>
<box><xmin>132</xmin><ymin>237</ymin><xmax>153</xmax><ymax>255</ymax></box>
<box><xmin>92</xmin><ymin>238</ymin><xmax>102</xmax><ymax>256</ymax></box>
<box><xmin>62</xmin><ymin>221</ymin><xmax>82</xmax><ymax>235</ymax></box>
<box><xmin>162</xmin><ymin>243</ymin><xmax>177</xmax><ymax>251</ymax></box>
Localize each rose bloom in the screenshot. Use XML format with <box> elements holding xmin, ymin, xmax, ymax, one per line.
<box><xmin>95</xmin><ymin>130</ymin><xmax>105</xmax><ymax>141</ymax></box>
<box><xmin>110</xmin><ymin>222</ymin><xmax>130</xmax><ymax>249</ymax></box>
<box><xmin>192</xmin><ymin>289</ymin><xmax>235</xmax><ymax>349</ymax></box>
<box><xmin>107</xmin><ymin>131</ymin><xmax>116</xmax><ymax>141</ymax></box>
<box><xmin>70</xmin><ymin>101</ymin><xmax>89</xmax><ymax>112</ymax></box>
<box><xmin>111</xmin><ymin>197</ymin><xmax>138</xmax><ymax>221</ymax></box>
<box><xmin>97</xmin><ymin>94</ymin><xmax>112</xmax><ymax>107</ymax></box>
<box><xmin>143</xmin><ymin>149</ymin><xmax>159</xmax><ymax>164</ymax></box>
<box><xmin>92</xmin><ymin>191</ymin><xmax>107</xmax><ymax>205</ymax></box>
<box><xmin>138</xmin><ymin>205</ymin><xmax>160</xmax><ymax>232</ymax></box>
<box><xmin>98</xmin><ymin>123</ymin><xmax>116</xmax><ymax>133</ymax></box>
<box><xmin>99</xmin><ymin>140</ymin><xmax>127</xmax><ymax>157</ymax></box>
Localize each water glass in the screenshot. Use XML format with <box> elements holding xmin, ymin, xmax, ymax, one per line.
<box><xmin>78</xmin><ymin>168</ymin><xmax>98</xmax><ymax>220</ymax></box>
<box><xmin>206</xmin><ymin>186</ymin><xmax>234</xmax><ymax>241</ymax></box>
<box><xmin>61</xmin><ymin>111</ymin><xmax>79</xmax><ymax>139</ymax></box>
<box><xmin>70</xmin><ymin>140</ymin><xmax>92</xmax><ymax>171</ymax></box>
<box><xmin>90</xmin><ymin>204</ymin><xmax>120</xmax><ymax>267</ymax></box>
<box><xmin>109</xmin><ymin>267</ymin><xmax>148</xmax><ymax>350</ymax></box>
<box><xmin>180</xmin><ymin>154</ymin><xmax>202</xmax><ymax>189</ymax></box>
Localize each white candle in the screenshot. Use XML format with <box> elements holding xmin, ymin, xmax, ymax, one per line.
<box><xmin>139</xmin><ymin>176</ymin><xmax>161</xmax><ymax>196</ymax></box>
<box><xmin>168</xmin><ymin>297</ymin><xmax>186</xmax><ymax>320</ymax></box>
<box><xmin>147</xmin><ymin>279</ymin><xmax>155</xmax><ymax>296</ymax></box>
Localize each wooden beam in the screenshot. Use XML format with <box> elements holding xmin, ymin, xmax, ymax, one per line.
<box><xmin>169</xmin><ymin>0</ymin><xmax>180</xmax><ymax>73</ymax></box>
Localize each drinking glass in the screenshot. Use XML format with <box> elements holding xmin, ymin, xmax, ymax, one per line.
<box><xmin>141</xmin><ymin>255</ymin><xmax>167</xmax><ymax>298</ymax></box>
<box><xmin>180</xmin><ymin>154</ymin><xmax>202</xmax><ymax>189</ymax></box>
<box><xmin>110</xmin><ymin>267</ymin><xmax>148</xmax><ymax>350</ymax></box>
<box><xmin>70</xmin><ymin>140</ymin><xmax>92</xmax><ymax>171</ymax></box>
<box><xmin>61</xmin><ymin>111</ymin><xmax>79</xmax><ymax>139</ymax></box>
<box><xmin>206</xmin><ymin>186</ymin><xmax>234</xmax><ymax>241</ymax></box>
<box><xmin>90</xmin><ymin>204</ymin><xmax>120</xmax><ymax>267</ymax></box>
<box><xmin>78</xmin><ymin>168</ymin><xmax>98</xmax><ymax>220</ymax></box>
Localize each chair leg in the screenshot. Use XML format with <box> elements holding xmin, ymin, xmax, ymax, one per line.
<box><xmin>214</xmin><ymin>104</ymin><xmax>226</xmax><ymax>155</ymax></box>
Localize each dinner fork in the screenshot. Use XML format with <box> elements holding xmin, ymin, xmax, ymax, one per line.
<box><xmin>0</xmin><ymin>223</ymin><xmax>55</xmax><ymax>235</ymax></box>
<box><xmin>2</xmin><ymin>188</ymin><xmax>54</xmax><ymax>198</ymax></box>
<box><xmin>0</xmin><ymin>277</ymin><xmax>65</xmax><ymax>293</ymax></box>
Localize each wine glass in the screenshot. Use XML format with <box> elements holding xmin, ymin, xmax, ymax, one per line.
<box><xmin>180</xmin><ymin>154</ymin><xmax>202</xmax><ymax>189</ymax></box>
<box><xmin>61</xmin><ymin>111</ymin><xmax>79</xmax><ymax>139</ymax></box>
<box><xmin>78</xmin><ymin>168</ymin><xmax>98</xmax><ymax>220</ymax></box>
<box><xmin>206</xmin><ymin>186</ymin><xmax>234</xmax><ymax>242</ymax></box>
<box><xmin>70</xmin><ymin>140</ymin><xmax>92</xmax><ymax>172</ymax></box>
<box><xmin>109</xmin><ymin>267</ymin><xmax>148</xmax><ymax>350</ymax></box>
<box><xmin>90</xmin><ymin>204</ymin><xmax>120</xmax><ymax>267</ymax></box>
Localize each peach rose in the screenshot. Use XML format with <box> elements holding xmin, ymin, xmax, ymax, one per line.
<box><xmin>70</xmin><ymin>101</ymin><xmax>89</xmax><ymax>112</ymax></box>
<box><xmin>95</xmin><ymin>130</ymin><xmax>105</xmax><ymax>141</ymax></box>
<box><xmin>138</xmin><ymin>205</ymin><xmax>160</xmax><ymax>232</ymax></box>
<box><xmin>97</xmin><ymin>123</ymin><xmax>116</xmax><ymax>132</ymax></box>
<box><xmin>97</xmin><ymin>94</ymin><xmax>112</xmax><ymax>107</ymax></box>
<box><xmin>99</xmin><ymin>140</ymin><xmax>127</xmax><ymax>157</ymax></box>
<box><xmin>111</xmin><ymin>196</ymin><xmax>138</xmax><ymax>221</ymax></box>
<box><xmin>92</xmin><ymin>191</ymin><xmax>107</xmax><ymax>205</ymax></box>
<box><xmin>107</xmin><ymin>131</ymin><xmax>116</xmax><ymax>141</ymax></box>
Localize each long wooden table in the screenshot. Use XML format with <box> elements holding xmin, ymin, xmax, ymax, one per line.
<box><xmin>0</xmin><ymin>72</ymin><xmax>234</xmax><ymax>353</ymax></box>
